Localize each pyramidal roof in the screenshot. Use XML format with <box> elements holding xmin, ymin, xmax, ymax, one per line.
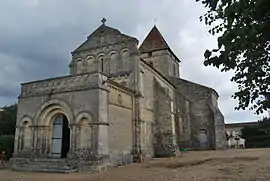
<box><xmin>139</xmin><ymin>25</ymin><xmax>180</xmax><ymax>62</ymax></box>
<box><xmin>139</xmin><ymin>25</ymin><xmax>170</xmax><ymax>53</ymax></box>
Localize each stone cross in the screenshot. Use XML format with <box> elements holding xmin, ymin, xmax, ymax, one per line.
<box><xmin>101</xmin><ymin>18</ymin><xmax>106</xmax><ymax>25</ymax></box>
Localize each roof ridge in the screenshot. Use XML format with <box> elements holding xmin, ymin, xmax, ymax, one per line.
<box><xmin>171</xmin><ymin>77</ymin><xmax>219</xmax><ymax>97</ymax></box>
<box><xmin>72</xmin><ymin>24</ymin><xmax>137</xmax><ymax>54</ymax></box>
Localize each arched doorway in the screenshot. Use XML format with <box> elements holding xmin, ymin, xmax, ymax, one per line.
<box><xmin>51</xmin><ymin>114</ymin><xmax>70</xmax><ymax>158</ymax></box>
<box><xmin>198</xmin><ymin>129</ymin><xmax>208</xmax><ymax>149</ymax></box>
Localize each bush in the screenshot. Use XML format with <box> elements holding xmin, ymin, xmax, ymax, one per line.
<box><xmin>0</xmin><ymin>135</ymin><xmax>15</xmax><ymax>160</ymax></box>
<box><xmin>246</xmin><ymin>140</ymin><xmax>270</xmax><ymax>148</ymax></box>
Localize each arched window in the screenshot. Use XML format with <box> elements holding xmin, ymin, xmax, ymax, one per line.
<box><xmin>98</xmin><ymin>56</ymin><xmax>105</xmax><ymax>73</ymax></box>
<box><xmin>76</xmin><ymin>59</ymin><xmax>84</xmax><ymax>74</ymax></box>
<box><xmin>103</xmin><ymin>58</ymin><xmax>110</xmax><ymax>74</ymax></box>
<box><xmin>122</xmin><ymin>50</ymin><xmax>130</xmax><ymax>71</ymax></box>
<box><xmin>86</xmin><ymin>56</ymin><xmax>96</xmax><ymax>72</ymax></box>
<box><xmin>101</xmin><ymin>58</ymin><xmax>104</xmax><ymax>72</ymax></box>
<box><xmin>110</xmin><ymin>53</ymin><xmax>118</xmax><ymax>73</ymax></box>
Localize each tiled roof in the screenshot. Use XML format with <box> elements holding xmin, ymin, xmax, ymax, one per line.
<box><xmin>139</xmin><ymin>25</ymin><xmax>169</xmax><ymax>53</ymax></box>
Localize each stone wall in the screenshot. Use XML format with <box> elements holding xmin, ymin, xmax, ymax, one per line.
<box><xmin>140</xmin><ymin>49</ymin><xmax>180</xmax><ymax>78</ymax></box>
<box><xmin>170</xmin><ymin>77</ymin><xmax>226</xmax><ymax>150</ymax></box>
<box><xmin>20</xmin><ymin>73</ymin><xmax>103</xmax><ymax>98</ymax></box>
<box><xmin>108</xmin><ymin>83</ymin><xmax>134</xmax><ymax>166</ymax></box>
<box><xmin>213</xmin><ymin>108</ymin><xmax>227</xmax><ymax>149</ymax></box>
<box><xmin>69</xmin><ymin>24</ymin><xmax>139</xmax><ymax>91</ymax></box>
<box><xmin>174</xmin><ymin>91</ymin><xmax>191</xmax><ymax>148</ymax></box>
<box><xmin>139</xmin><ymin>61</ymin><xmax>177</xmax><ymax>158</ymax></box>
<box><xmin>189</xmin><ymin>101</ymin><xmax>216</xmax><ymax>149</ymax></box>
<box><xmin>14</xmin><ymin>72</ymin><xmax>109</xmax><ymax>160</ymax></box>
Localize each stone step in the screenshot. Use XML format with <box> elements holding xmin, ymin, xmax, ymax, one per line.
<box><xmin>11</xmin><ymin>157</ymin><xmax>106</xmax><ymax>173</ymax></box>
<box><xmin>13</xmin><ymin>166</ymin><xmax>78</xmax><ymax>173</ymax></box>
<box><xmin>32</xmin><ymin>166</ymin><xmax>78</xmax><ymax>173</ymax></box>
<box><xmin>33</xmin><ymin>158</ymin><xmax>67</xmax><ymax>163</ymax></box>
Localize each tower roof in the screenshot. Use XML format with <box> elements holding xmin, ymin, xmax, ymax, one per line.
<box><xmin>139</xmin><ymin>25</ymin><xmax>180</xmax><ymax>62</ymax></box>
<box><xmin>139</xmin><ymin>25</ymin><xmax>169</xmax><ymax>53</ymax></box>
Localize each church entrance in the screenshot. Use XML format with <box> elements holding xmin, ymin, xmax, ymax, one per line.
<box><xmin>51</xmin><ymin>114</ymin><xmax>70</xmax><ymax>158</ymax></box>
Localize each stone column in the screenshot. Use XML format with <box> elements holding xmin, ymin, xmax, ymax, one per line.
<box><xmin>32</xmin><ymin>126</ymin><xmax>39</xmax><ymax>155</ymax></box>
<box><xmin>29</xmin><ymin>126</ymin><xmax>35</xmax><ymax>152</ymax></box>
<box><xmin>42</xmin><ymin>126</ymin><xmax>50</xmax><ymax>154</ymax></box>
<box><xmin>96</xmin><ymin>73</ymin><xmax>109</xmax><ymax>159</ymax></box>
<box><xmin>138</xmin><ymin>67</ymin><xmax>144</xmax><ymax>97</ymax></box>
<box><xmin>13</xmin><ymin>127</ymin><xmax>20</xmax><ymax>154</ymax></box>
<box><xmin>34</xmin><ymin>127</ymin><xmax>41</xmax><ymax>154</ymax></box>
<box><xmin>67</xmin><ymin>124</ymin><xmax>78</xmax><ymax>159</ymax></box>
<box><xmin>133</xmin><ymin>55</ymin><xmax>143</xmax><ymax>157</ymax></box>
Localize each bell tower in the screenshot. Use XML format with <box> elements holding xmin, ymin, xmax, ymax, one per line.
<box><xmin>139</xmin><ymin>25</ymin><xmax>180</xmax><ymax>78</ymax></box>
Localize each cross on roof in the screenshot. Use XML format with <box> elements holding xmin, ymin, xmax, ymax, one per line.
<box><xmin>101</xmin><ymin>18</ymin><xmax>106</xmax><ymax>25</ymax></box>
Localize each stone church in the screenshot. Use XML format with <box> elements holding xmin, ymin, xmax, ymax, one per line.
<box><xmin>11</xmin><ymin>19</ymin><xmax>226</xmax><ymax>172</ymax></box>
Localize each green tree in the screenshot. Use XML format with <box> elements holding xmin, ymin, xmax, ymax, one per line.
<box><xmin>241</xmin><ymin>117</ymin><xmax>270</xmax><ymax>148</ymax></box>
<box><xmin>0</xmin><ymin>135</ymin><xmax>15</xmax><ymax>159</ymax></box>
<box><xmin>0</xmin><ymin>103</ymin><xmax>17</xmax><ymax>135</ymax></box>
<box><xmin>241</xmin><ymin>124</ymin><xmax>259</xmax><ymax>140</ymax></box>
<box><xmin>196</xmin><ymin>0</ymin><xmax>270</xmax><ymax>114</ymax></box>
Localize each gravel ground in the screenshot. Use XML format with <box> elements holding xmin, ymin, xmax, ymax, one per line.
<box><xmin>1</xmin><ymin>148</ymin><xmax>270</xmax><ymax>181</ymax></box>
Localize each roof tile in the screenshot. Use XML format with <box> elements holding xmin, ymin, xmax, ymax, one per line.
<box><xmin>139</xmin><ymin>25</ymin><xmax>169</xmax><ymax>53</ymax></box>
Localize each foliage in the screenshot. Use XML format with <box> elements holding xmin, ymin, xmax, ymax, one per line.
<box><xmin>0</xmin><ymin>104</ymin><xmax>17</xmax><ymax>159</ymax></box>
<box><xmin>196</xmin><ymin>0</ymin><xmax>270</xmax><ymax>114</ymax></box>
<box><xmin>0</xmin><ymin>135</ymin><xmax>15</xmax><ymax>159</ymax></box>
<box><xmin>241</xmin><ymin>124</ymin><xmax>259</xmax><ymax>140</ymax></box>
<box><xmin>0</xmin><ymin>103</ymin><xmax>17</xmax><ymax>135</ymax></box>
<box><xmin>241</xmin><ymin>117</ymin><xmax>270</xmax><ymax>148</ymax></box>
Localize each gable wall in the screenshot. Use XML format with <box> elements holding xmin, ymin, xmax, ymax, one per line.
<box><xmin>170</xmin><ymin>77</ymin><xmax>217</xmax><ymax>149</ymax></box>
<box><xmin>69</xmin><ymin>26</ymin><xmax>139</xmax><ymax>92</ymax></box>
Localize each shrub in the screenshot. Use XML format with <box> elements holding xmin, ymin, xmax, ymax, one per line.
<box><xmin>0</xmin><ymin>135</ymin><xmax>15</xmax><ymax>160</ymax></box>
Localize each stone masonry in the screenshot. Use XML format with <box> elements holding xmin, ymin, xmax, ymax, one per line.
<box><xmin>11</xmin><ymin>19</ymin><xmax>227</xmax><ymax>173</ymax></box>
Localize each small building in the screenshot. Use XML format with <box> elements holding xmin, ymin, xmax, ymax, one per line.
<box><xmin>225</xmin><ymin>122</ymin><xmax>257</xmax><ymax>148</ymax></box>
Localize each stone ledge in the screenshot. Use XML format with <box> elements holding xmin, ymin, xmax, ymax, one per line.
<box><xmin>10</xmin><ymin>155</ymin><xmax>111</xmax><ymax>173</ymax></box>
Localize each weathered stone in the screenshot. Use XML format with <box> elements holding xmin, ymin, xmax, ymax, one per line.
<box><xmin>12</xmin><ymin>21</ymin><xmax>226</xmax><ymax>173</ymax></box>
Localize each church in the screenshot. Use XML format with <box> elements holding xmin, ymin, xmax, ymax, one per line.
<box><xmin>11</xmin><ymin>19</ymin><xmax>227</xmax><ymax>172</ymax></box>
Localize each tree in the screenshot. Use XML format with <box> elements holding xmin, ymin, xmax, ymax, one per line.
<box><xmin>241</xmin><ymin>117</ymin><xmax>270</xmax><ymax>148</ymax></box>
<box><xmin>0</xmin><ymin>104</ymin><xmax>17</xmax><ymax>135</ymax></box>
<box><xmin>0</xmin><ymin>135</ymin><xmax>15</xmax><ymax>159</ymax></box>
<box><xmin>241</xmin><ymin>124</ymin><xmax>259</xmax><ymax>140</ymax></box>
<box><xmin>196</xmin><ymin>0</ymin><xmax>270</xmax><ymax>114</ymax></box>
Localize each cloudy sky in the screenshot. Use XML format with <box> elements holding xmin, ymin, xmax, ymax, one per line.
<box><xmin>0</xmin><ymin>0</ymin><xmax>267</xmax><ymax>123</ymax></box>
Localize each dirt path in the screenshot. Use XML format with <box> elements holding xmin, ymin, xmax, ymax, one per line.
<box><xmin>1</xmin><ymin>149</ymin><xmax>270</xmax><ymax>181</ymax></box>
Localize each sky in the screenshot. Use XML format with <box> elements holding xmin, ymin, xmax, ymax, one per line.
<box><xmin>0</xmin><ymin>0</ymin><xmax>267</xmax><ymax>123</ymax></box>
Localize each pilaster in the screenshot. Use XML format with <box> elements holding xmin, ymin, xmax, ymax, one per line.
<box><xmin>96</xmin><ymin>74</ymin><xmax>109</xmax><ymax>156</ymax></box>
